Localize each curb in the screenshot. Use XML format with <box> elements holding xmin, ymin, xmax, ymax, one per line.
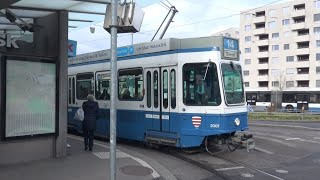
<box><xmin>249</xmin><ymin>123</ymin><xmax>320</xmax><ymax>131</ymax></box>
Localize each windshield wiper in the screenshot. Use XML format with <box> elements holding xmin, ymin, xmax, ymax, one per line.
<box><xmin>203</xmin><ymin>62</ymin><xmax>210</xmax><ymax>80</ymax></box>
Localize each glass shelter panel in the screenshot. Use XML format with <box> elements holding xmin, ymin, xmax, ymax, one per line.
<box><xmin>5</xmin><ymin>60</ymin><xmax>56</xmax><ymax>137</ymax></box>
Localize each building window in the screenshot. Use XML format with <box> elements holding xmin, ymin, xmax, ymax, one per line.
<box><xmin>286</xmin><ymin>68</ymin><xmax>295</xmax><ymax>74</ymax></box>
<box><xmin>286</xmin><ymin>81</ymin><xmax>294</xmax><ymax>88</ymax></box>
<box><xmin>284</xmin><ymin>31</ymin><xmax>290</xmax><ymax>37</ymax></box>
<box><xmin>315</xmin><ymin>14</ymin><xmax>320</xmax><ymax>22</ymax></box>
<box><xmin>272</xmin><ymin>33</ymin><xmax>279</xmax><ymax>39</ymax></box>
<box><xmin>297</xmin><ymin>81</ymin><xmax>309</xmax><ymax>87</ymax></box>
<box><xmin>317</xmin><ymin>67</ymin><xmax>320</xmax><ymax>74</ymax></box>
<box><xmin>317</xmin><ymin>53</ymin><xmax>320</xmax><ymax>61</ymax></box>
<box><xmin>245</xmin><ymin>48</ymin><xmax>251</xmax><ymax>53</ymax></box>
<box><xmin>282</xmin><ymin>19</ymin><xmax>290</xmax><ymax>25</ymax></box>
<box><xmin>283</xmin><ymin>7</ymin><xmax>290</xmax><ymax>14</ymax></box>
<box><xmin>284</xmin><ymin>44</ymin><xmax>290</xmax><ymax>50</ymax></box>
<box><xmin>316</xmin><ymin>1</ymin><xmax>320</xmax><ymax>9</ymax></box>
<box><xmin>272</xmin><ymin>81</ymin><xmax>279</xmax><ymax>87</ymax></box>
<box><xmin>243</xmin><ymin>70</ymin><xmax>249</xmax><ymax>76</ymax></box>
<box><xmin>286</xmin><ymin>56</ymin><xmax>294</xmax><ymax>62</ymax></box>
<box><xmin>314</xmin><ymin>27</ymin><xmax>320</xmax><ymax>34</ymax></box>
<box><xmin>268</xmin><ymin>21</ymin><xmax>276</xmax><ymax>29</ymax></box>
<box><xmin>271</xmin><ymin>69</ymin><xmax>280</xmax><ymax>75</ymax></box>
<box><xmin>245</xmin><ymin>25</ymin><xmax>251</xmax><ymax>31</ymax></box>
<box><xmin>269</xmin><ymin>9</ymin><xmax>276</xmax><ymax>17</ymax></box>
<box><xmin>245</xmin><ymin>36</ymin><xmax>251</xmax><ymax>42</ymax></box>
<box><xmin>317</xmin><ymin>80</ymin><xmax>320</xmax><ymax>88</ymax></box>
<box><xmin>271</xmin><ymin>57</ymin><xmax>279</xmax><ymax>64</ymax></box>
<box><xmin>245</xmin><ymin>59</ymin><xmax>251</xmax><ymax>64</ymax></box>
<box><xmin>317</xmin><ymin>40</ymin><xmax>320</xmax><ymax>47</ymax></box>
<box><xmin>245</xmin><ymin>13</ymin><xmax>251</xmax><ymax>20</ymax></box>
<box><xmin>244</xmin><ymin>82</ymin><xmax>249</xmax><ymax>87</ymax></box>
<box><xmin>259</xmin><ymin>81</ymin><xmax>269</xmax><ymax>87</ymax></box>
<box><xmin>272</xmin><ymin>45</ymin><xmax>279</xmax><ymax>51</ymax></box>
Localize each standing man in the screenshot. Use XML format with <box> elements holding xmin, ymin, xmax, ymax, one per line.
<box><xmin>82</xmin><ymin>94</ymin><xmax>99</xmax><ymax>151</ymax></box>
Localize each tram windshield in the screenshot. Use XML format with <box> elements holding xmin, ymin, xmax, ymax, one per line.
<box><xmin>183</xmin><ymin>63</ymin><xmax>221</xmax><ymax>106</ymax></box>
<box><xmin>221</xmin><ymin>63</ymin><xmax>245</xmax><ymax>105</ymax></box>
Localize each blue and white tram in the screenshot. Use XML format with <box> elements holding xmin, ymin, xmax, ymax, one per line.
<box><xmin>68</xmin><ymin>36</ymin><xmax>248</xmax><ymax>148</ymax></box>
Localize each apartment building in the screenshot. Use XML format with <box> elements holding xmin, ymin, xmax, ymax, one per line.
<box><xmin>240</xmin><ymin>0</ymin><xmax>320</xmax><ymax>108</ymax></box>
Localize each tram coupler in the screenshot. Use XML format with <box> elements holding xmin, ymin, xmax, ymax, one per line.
<box><xmin>231</xmin><ymin>134</ymin><xmax>255</xmax><ymax>152</ymax></box>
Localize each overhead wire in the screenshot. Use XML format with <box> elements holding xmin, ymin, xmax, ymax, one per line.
<box><xmin>75</xmin><ymin>0</ymin><xmax>290</xmax><ymax>44</ymax></box>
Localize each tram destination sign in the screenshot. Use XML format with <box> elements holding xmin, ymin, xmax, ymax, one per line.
<box><xmin>222</xmin><ymin>37</ymin><xmax>239</xmax><ymax>60</ymax></box>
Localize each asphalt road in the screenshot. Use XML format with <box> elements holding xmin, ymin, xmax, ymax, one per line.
<box><xmin>117</xmin><ymin>121</ymin><xmax>320</xmax><ymax>180</ymax></box>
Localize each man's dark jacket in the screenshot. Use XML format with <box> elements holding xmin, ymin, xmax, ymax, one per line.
<box><xmin>82</xmin><ymin>101</ymin><xmax>99</xmax><ymax>131</ymax></box>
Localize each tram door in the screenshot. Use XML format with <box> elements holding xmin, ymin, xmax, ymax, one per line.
<box><xmin>145</xmin><ymin>66</ymin><xmax>177</xmax><ymax>132</ymax></box>
<box><xmin>67</xmin><ymin>75</ymin><xmax>76</xmax><ymax>119</ymax></box>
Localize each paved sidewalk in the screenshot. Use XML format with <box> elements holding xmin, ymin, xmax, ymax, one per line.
<box><xmin>0</xmin><ymin>135</ymin><xmax>173</xmax><ymax>180</ymax></box>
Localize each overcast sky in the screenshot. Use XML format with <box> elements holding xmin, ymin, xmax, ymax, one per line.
<box><xmin>69</xmin><ymin>0</ymin><xmax>292</xmax><ymax>55</ymax></box>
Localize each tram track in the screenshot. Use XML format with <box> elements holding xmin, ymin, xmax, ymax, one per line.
<box><xmin>156</xmin><ymin>146</ymin><xmax>285</xmax><ymax>180</ymax></box>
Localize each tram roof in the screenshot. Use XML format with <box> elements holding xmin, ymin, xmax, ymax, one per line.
<box><xmin>68</xmin><ymin>35</ymin><xmax>238</xmax><ymax>65</ymax></box>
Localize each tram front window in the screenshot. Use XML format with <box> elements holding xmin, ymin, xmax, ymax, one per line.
<box><xmin>221</xmin><ymin>63</ymin><xmax>245</xmax><ymax>105</ymax></box>
<box><xmin>183</xmin><ymin>63</ymin><xmax>221</xmax><ymax>106</ymax></box>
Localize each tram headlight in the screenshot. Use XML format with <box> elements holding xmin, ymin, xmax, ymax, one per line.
<box><xmin>234</xmin><ymin>118</ymin><xmax>240</xmax><ymax>126</ymax></box>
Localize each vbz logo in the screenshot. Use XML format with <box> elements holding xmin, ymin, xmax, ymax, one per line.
<box><xmin>210</xmin><ymin>124</ymin><xmax>220</xmax><ymax>128</ymax></box>
<box><xmin>0</xmin><ymin>34</ymin><xmax>19</xmax><ymax>48</ymax></box>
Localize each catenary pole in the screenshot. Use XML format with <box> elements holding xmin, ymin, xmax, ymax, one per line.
<box><xmin>110</xmin><ymin>0</ymin><xmax>117</xmax><ymax>179</ymax></box>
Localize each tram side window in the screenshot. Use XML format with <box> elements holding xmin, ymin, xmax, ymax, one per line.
<box><xmin>147</xmin><ymin>71</ymin><xmax>151</xmax><ymax>108</ymax></box>
<box><xmin>183</xmin><ymin>63</ymin><xmax>221</xmax><ymax>106</ymax></box>
<box><xmin>68</xmin><ymin>78</ymin><xmax>71</xmax><ymax>104</ymax></box>
<box><xmin>72</xmin><ymin>77</ymin><xmax>75</xmax><ymax>104</ymax></box>
<box><xmin>282</xmin><ymin>93</ymin><xmax>295</xmax><ymax>103</ymax></box>
<box><xmin>118</xmin><ymin>68</ymin><xmax>143</xmax><ymax>101</ymax></box>
<box><xmin>163</xmin><ymin>70</ymin><xmax>168</xmax><ymax>109</ymax></box>
<box><xmin>96</xmin><ymin>72</ymin><xmax>110</xmax><ymax>100</ymax></box>
<box><xmin>171</xmin><ymin>69</ymin><xmax>176</xmax><ymax>109</ymax></box>
<box><xmin>154</xmin><ymin>71</ymin><xmax>159</xmax><ymax>108</ymax></box>
<box><xmin>257</xmin><ymin>93</ymin><xmax>271</xmax><ymax>102</ymax></box>
<box><xmin>76</xmin><ymin>73</ymin><xmax>94</xmax><ymax>100</ymax></box>
<box><xmin>310</xmin><ymin>94</ymin><xmax>320</xmax><ymax>103</ymax></box>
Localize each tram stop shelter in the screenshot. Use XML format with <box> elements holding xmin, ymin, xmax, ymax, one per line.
<box><xmin>0</xmin><ymin>0</ymin><xmax>156</xmax><ymax>165</ymax></box>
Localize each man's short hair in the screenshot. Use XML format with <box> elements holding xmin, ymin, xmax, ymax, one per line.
<box><xmin>87</xmin><ymin>94</ymin><xmax>94</xmax><ymax>101</ymax></box>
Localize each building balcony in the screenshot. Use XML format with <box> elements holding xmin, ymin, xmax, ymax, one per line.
<box><xmin>294</xmin><ymin>34</ymin><xmax>309</xmax><ymax>42</ymax></box>
<box><xmin>257</xmin><ymin>51</ymin><xmax>269</xmax><ymax>57</ymax></box>
<box><xmin>253</xmin><ymin>16</ymin><xmax>266</xmax><ymax>24</ymax></box>
<box><xmin>295</xmin><ymin>75</ymin><xmax>310</xmax><ymax>81</ymax></box>
<box><xmin>291</xmin><ymin>22</ymin><xmax>306</xmax><ymax>30</ymax></box>
<box><xmin>295</xmin><ymin>48</ymin><xmax>310</xmax><ymax>55</ymax></box>
<box><xmin>253</xmin><ymin>28</ymin><xmax>266</xmax><ymax>35</ymax></box>
<box><xmin>257</xmin><ymin>63</ymin><xmax>269</xmax><ymax>69</ymax></box>
<box><xmin>256</xmin><ymin>75</ymin><xmax>269</xmax><ymax>81</ymax></box>
<box><xmin>255</xmin><ymin>39</ymin><xmax>269</xmax><ymax>46</ymax></box>
<box><xmin>291</xmin><ymin>9</ymin><xmax>306</xmax><ymax>17</ymax></box>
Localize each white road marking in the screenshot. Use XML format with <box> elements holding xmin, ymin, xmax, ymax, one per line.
<box><xmin>254</xmin><ymin>169</ymin><xmax>285</xmax><ymax>180</ymax></box>
<box><xmin>313</xmin><ymin>137</ymin><xmax>320</xmax><ymax>140</ymax></box>
<box><xmin>254</xmin><ymin>146</ymin><xmax>274</xmax><ymax>155</ymax></box>
<box><xmin>285</xmin><ymin>138</ymin><xmax>301</xmax><ymax>141</ymax></box>
<box><xmin>67</xmin><ymin>135</ymin><xmax>160</xmax><ymax>178</ymax></box>
<box><xmin>215</xmin><ymin>166</ymin><xmax>245</xmax><ymax>171</ymax></box>
<box><xmin>275</xmin><ymin>169</ymin><xmax>288</xmax><ymax>174</ymax></box>
<box><xmin>254</xmin><ymin>135</ymin><xmax>296</xmax><ymax>148</ymax></box>
<box><xmin>241</xmin><ymin>173</ymin><xmax>254</xmax><ymax>178</ymax></box>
